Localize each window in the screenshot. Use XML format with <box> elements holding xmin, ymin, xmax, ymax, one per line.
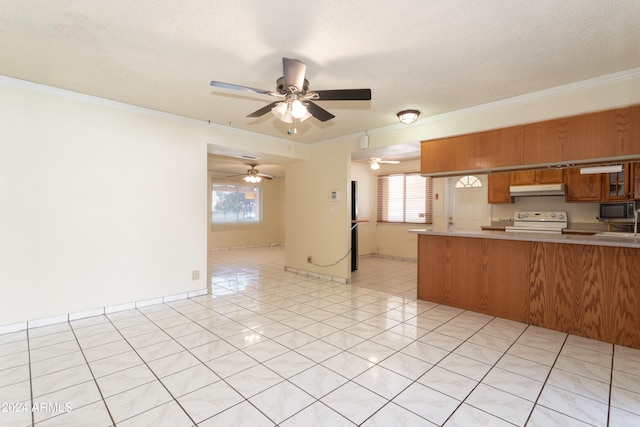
<box><xmin>455</xmin><ymin>175</ymin><xmax>482</xmax><ymax>188</ymax></box>
<box><xmin>377</xmin><ymin>172</ymin><xmax>433</xmax><ymax>223</ymax></box>
<box><xmin>212</xmin><ymin>183</ymin><xmax>262</xmax><ymax>223</ymax></box>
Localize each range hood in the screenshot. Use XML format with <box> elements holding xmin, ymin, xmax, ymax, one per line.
<box><xmin>509</xmin><ymin>183</ymin><xmax>565</xmax><ymax>196</ymax></box>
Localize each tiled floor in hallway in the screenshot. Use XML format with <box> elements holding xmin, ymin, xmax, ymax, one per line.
<box><xmin>1</xmin><ymin>246</ymin><xmax>640</xmax><ymax>426</ymax></box>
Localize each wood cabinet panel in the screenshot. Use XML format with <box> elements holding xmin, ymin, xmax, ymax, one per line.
<box><xmin>487</xmin><ymin>173</ymin><xmax>512</xmax><ymax>204</ymax></box>
<box><xmin>523</xmin><ymin>106</ymin><xmax>640</xmax><ymax>164</ymax></box>
<box><xmin>417</xmin><ymin>234</ymin><xmax>640</xmax><ymax>348</ymax></box>
<box><xmin>603</xmin><ymin>163</ymin><xmax>632</xmax><ymax>201</ymax></box>
<box><xmin>417</xmin><ymin>235</ymin><xmax>529</xmax><ymax>322</ymax></box>
<box><xmin>421</xmin><ymin>126</ymin><xmax>523</xmax><ymax>175</ymax></box>
<box><xmin>528</xmin><ymin>241</ymin><xmax>640</xmax><ymax>348</ymax></box>
<box><xmin>634</xmin><ymin>163</ymin><xmax>640</xmax><ymax>200</ymax></box>
<box><xmin>564</xmin><ymin>167</ymin><xmax>603</xmax><ymax>202</ymax></box>
<box><xmin>510</xmin><ymin>169</ymin><xmax>564</xmax><ymax>185</ymax></box>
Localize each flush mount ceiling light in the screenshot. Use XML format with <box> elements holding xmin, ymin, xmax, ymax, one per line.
<box><xmin>397</xmin><ymin>109</ymin><xmax>420</xmax><ymax>125</ymax></box>
<box><xmin>579</xmin><ymin>164</ymin><xmax>623</xmax><ymax>175</ymax></box>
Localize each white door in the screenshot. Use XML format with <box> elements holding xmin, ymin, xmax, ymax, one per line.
<box><xmin>447</xmin><ymin>175</ymin><xmax>491</xmax><ymax>231</ymax></box>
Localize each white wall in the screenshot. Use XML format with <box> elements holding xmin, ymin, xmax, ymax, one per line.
<box><xmin>285</xmin><ymin>141</ymin><xmax>353</xmax><ymax>280</ymax></box>
<box><xmin>0</xmin><ymin>81</ymin><xmax>209</xmax><ymax>326</ymax></box>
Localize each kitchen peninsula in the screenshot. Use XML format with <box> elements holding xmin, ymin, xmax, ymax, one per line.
<box><xmin>409</xmin><ymin>229</ymin><xmax>640</xmax><ymax>349</ymax></box>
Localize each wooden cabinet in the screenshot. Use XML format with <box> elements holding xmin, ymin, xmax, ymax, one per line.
<box><xmin>417</xmin><ymin>233</ymin><xmax>640</xmax><ymax>348</ymax></box>
<box><xmin>420</xmin><ymin>105</ymin><xmax>640</xmax><ymax>177</ymax></box>
<box><xmin>418</xmin><ymin>235</ymin><xmax>529</xmax><ymax>322</ymax></box>
<box><xmin>421</xmin><ymin>126</ymin><xmax>523</xmax><ymax>176</ymax></box>
<box><xmin>487</xmin><ymin>173</ymin><xmax>512</xmax><ymax>204</ymax></box>
<box><xmin>603</xmin><ymin>163</ymin><xmax>632</xmax><ymax>201</ymax></box>
<box><xmin>564</xmin><ymin>167</ymin><xmax>603</xmax><ymax>202</ymax></box>
<box><xmin>633</xmin><ymin>163</ymin><xmax>640</xmax><ymax>200</ymax></box>
<box><xmin>509</xmin><ymin>169</ymin><xmax>564</xmax><ymax>185</ymax></box>
<box><xmin>522</xmin><ymin>106</ymin><xmax>640</xmax><ymax>165</ymax></box>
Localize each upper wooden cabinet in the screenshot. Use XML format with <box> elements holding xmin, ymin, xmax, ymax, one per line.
<box><xmin>564</xmin><ymin>168</ymin><xmax>603</xmax><ymax>202</ymax></box>
<box><xmin>523</xmin><ymin>106</ymin><xmax>640</xmax><ymax>164</ymax></box>
<box><xmin>603</xmin><ymin>162</ymin><xmax>633</xmax><ymax>201</ymax></box>
<box><xmin>421</xmin><ymin>126</ymin><xmax>523</xmax><ymax>175</ymax></box>
<box><xmin>633</xmin><ymin>163</ymin><xmax>640</xmax><ymax>200</ymax></box>
<box><xmin>509</xmin><ymin>169</ymin><xmax>564</xmax><ymax>186</ymax></box>
<box><xmin>421</xmin><ymin>105</ymin><xmax>640</xmax><ymax>176</ymax></box>
<box><xmin>488</xmin><ymin>173</ymin><xmax>512</xmax><ymax>204</ymax></box>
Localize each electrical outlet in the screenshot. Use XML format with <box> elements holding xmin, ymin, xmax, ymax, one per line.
<box><xmin>192</xmin><ymin>270</ymin><xmax>200</xmax><ymax>280</ymax></box>
<box><xmin>307</xmin><ymin>256</ymin><xmax>312</xmax><ymax>264</ymax></box>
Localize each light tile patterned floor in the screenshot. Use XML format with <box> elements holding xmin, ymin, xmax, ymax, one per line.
<box><xmin>1</xmin><ymin>246</ymin><xmax>640</xmax><ymax>426</ymax></box>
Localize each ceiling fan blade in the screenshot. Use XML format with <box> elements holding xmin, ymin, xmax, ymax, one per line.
<box><xmin>257</xmin><ymin>173</ymin><xmax>274</xmax><ymax>180</ymax></box>
<box><xmin>306</xmin><ymin>101</ymin><xmax>335</xmax><ymax>122</ymax></box>
<box><xmin>210</xmin><ymin>81</ymin><xmax>275</xmax><ymax>96</ymax></box>
<box><xmin>313</xmin><ymin>89</ymin><xmax>372</xmax><ymax>101</ymax></box>
<box><xmin>247</xmin><ymin>101</ymin><xmax>280</xmax><ymax>118</ymax></box>
<box><xmin>282</xmin><ymin>58</ymin><xmax>306</xmax><ymax>92</ymax></box>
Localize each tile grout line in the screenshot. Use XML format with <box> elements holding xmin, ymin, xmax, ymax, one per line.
<box><xmin>67</xmin><ymin>321</ymin><xmax>117</xmax><ymax>426</ymax></box>
<box><xmin>102</xmin><ymin>308</ymin><xmax>199</xmax><ymax>426</ymax></box>
<box><xmin>607</xmin><ymin>346</ymin><xmax>615</xmax><ymax>427</ymax></box>
<box><xmin>27</xmin><ymin>329</ymin><xmax>34</xmax><ymax>427</ymax></box>
<box><xmin>519</xmin><ymin>329</ymin><xmax>568</xmax><ymax>426</ymax></box>
<box><xmin>134</xmin><ymin>302</ymin><xmax>279</xmax><ymax>425</ymax></box>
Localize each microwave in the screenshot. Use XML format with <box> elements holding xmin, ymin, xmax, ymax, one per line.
<box><xmin>599</xmin><ymin>201</ymin><xmax>638</xmax><ymax>219</ymax></box>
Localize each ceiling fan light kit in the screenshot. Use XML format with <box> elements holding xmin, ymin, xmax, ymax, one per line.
<box><xmin>244</xmin><ymin>175</ymin><xmax>262</xmax><ymax>183</ymax></box>
<box><xmin>210</xmin><ymin>57</ymin><xmax>371</xmax><ymax>134</ymax></box>
<box><xmin>397</xmin><ymin>109</ymin><xmax>421</xmax><ymax>124</ymax></box>
<box><xmin>370</xmin><ymin>157</ymin><xmax>400</xmax><ymax>170</ymax></box>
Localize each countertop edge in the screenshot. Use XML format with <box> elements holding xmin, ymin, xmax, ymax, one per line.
<box><xmin>407</xmin><ymin>229</ymin><xmax>640</xmax><ymax>248</ymax></box>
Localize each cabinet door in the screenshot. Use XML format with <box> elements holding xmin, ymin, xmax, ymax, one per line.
<box><xmin>537</xmin><ymin>169</ymin><xmax>564</xmax><ymax>184</ymax></box>
<box><xmin>509</xmin><ymin>171</ymin><xmax>537</xmax><ymax>185</ymax></box>
<box><xmin>633</xmin><ymin>163</ymin><xmax>640</xmax><ymax>200</ymax></box>
<box><xmin>564</xmin><ymin>168</ymin><xmax>602</xmax><ymax>202</ymax></box>
<box><xmin>603</xmin><ymin>163</ymin><xmax>631</xmax><ymax>201</ymax></box>
<box><xmin>509</xmin><ymin>169</ymin><xmax>563</xmax><ymax>185</ymax></box>
<box><xmin>421</xmin><ymin>126</ymin><xmax>524</xmax><ymax>175</ymax></box>
<box><xmin>488</xmin><ymin>173</ymin><xmax>512</xmax><ymax>204</ymax></box>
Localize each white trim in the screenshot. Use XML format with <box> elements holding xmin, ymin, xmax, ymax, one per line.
<box><xmin>163</xmin><ymin>292</ymin><xmax>188</xmax><ymax>303</ymax></box>
<box><xmin>0</xmin><ymin>289</ymin><xmax>212</xmax><ymax>334</ymax></box>
<box><xmin>0</xmin><ymin>322</ymin><xmax>28</xmax><ymax>335</ymax></box>
<box><xmin>104</xmin><ymin>302</ymin><xmax>136</xmax><ymax>314</ymax></box>
<box><xmin>28</xmin><ymin>314</ymin><xmax>69</xmax><ymax>329</ymax></box>
<box><xmin>135</xmin><ymin>297</ymin><xmax>164</xmax><ymax>308</ymax></box>
<box><xmin>69</xmin><ymin>308</ymin><xmax>105</xmax><ymax>321</ymax></box>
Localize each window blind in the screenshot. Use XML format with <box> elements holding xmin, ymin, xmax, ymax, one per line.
<box><xmin>376</xmin><ymin>172</ymin><xmax>433</xmax><ymax>224</ymax></box>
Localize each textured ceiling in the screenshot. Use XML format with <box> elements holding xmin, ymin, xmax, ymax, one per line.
<box><xmin>1</xmin><ymin>0</ymin><xmax>639</xmax><ymax>151</ymax></box>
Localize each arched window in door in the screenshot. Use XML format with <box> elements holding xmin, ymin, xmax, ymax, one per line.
<box><xmin>455</xmin><ymin>175</ymin><xmax>482</xmax><ymax>188</ymax></box>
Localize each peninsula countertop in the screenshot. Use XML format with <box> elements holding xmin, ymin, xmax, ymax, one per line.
<box><xmin>408</xmin><ymin>228</ymin><xmax>640</xmax><ymax>248</ymax></box>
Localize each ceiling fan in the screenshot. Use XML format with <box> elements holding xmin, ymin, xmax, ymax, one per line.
<box><xmin>370</xmin><ymin>157</ymin><xmax>400</xmax><ymax>170</ymax></box>
<box><xmin>210</xmin><ymin>57</ymin><xmax>371</xmax><ymax>128</ymax></box>
<box><xmin>228</xmin><ymin>164</ymin><xmax>274</xmax><ymax>183</ymax></box>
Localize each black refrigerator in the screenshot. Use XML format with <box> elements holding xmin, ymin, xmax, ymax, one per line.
<box><xmin>351</xmin><ymin>180</ymin><xmax>358</xmax><ymax>271</ymax></box>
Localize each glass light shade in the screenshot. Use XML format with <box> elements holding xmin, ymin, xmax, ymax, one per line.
<box><xmin>290</xmin><ymin>99</ymin><xmax>307</xmax><ymax>119</ymax></box>
<box><xmin>271</xmin><ymin>102</ymin><xmax>293</xmax><ymax>123</ymax></box>
<box><xmin>244</xmin><ymin>175</ymin><xmax>261</xmax><ymax>183</ymax></box>
<box><xmin>370</xmin><ymin>161</ymin><xmax>380</xmax><ymax>171</ymax></box>
<box><xmin>397</xmin><ymin>109</ymin><xmax>420</xmax><ymax>124</ymax></box>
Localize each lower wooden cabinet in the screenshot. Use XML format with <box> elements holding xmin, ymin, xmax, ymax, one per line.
<box><xmin>417</xmin><ymin>234</ymin><xmax>640</xmax><ymax>348</ymax></box>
